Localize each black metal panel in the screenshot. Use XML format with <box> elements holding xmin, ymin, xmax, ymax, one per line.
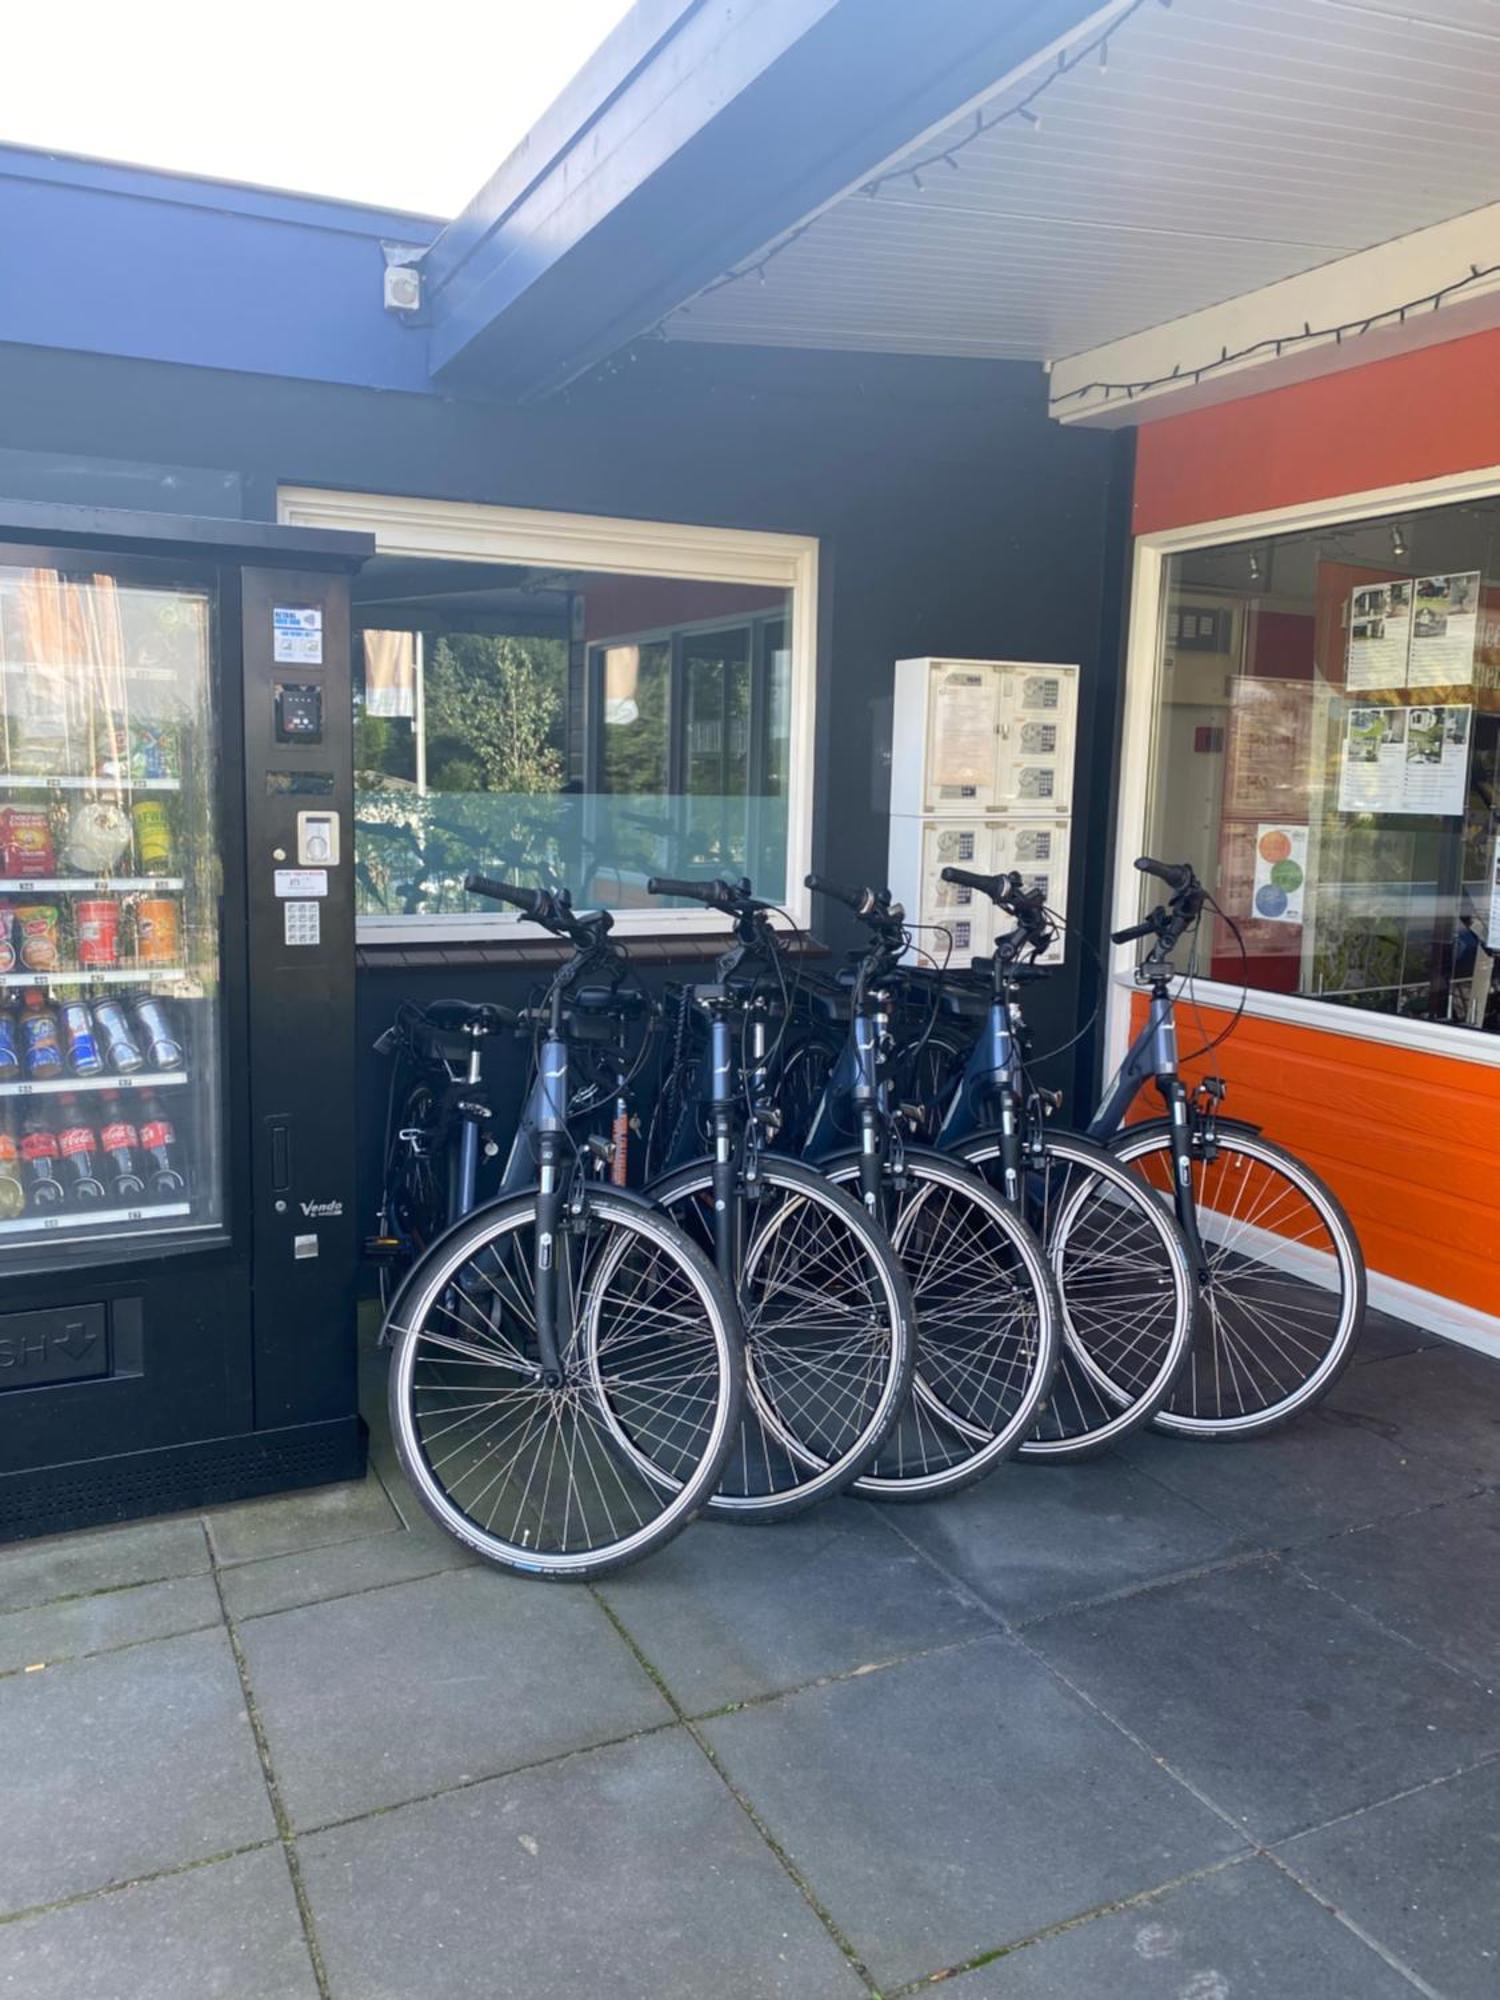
<box><xmin>240</xmin><ymin>566</ymin><xmax>360</xmax><ymax>1428</ymax></box>
<box><xmin>0</xmin><ymin>1303</ymin><xmax>108</xmax><ymax>1390</ymax></box>
<box><xmin>0</xmin><ymin>1415</ymin><xmax>365</xmax><ymax>1543</ymax></box>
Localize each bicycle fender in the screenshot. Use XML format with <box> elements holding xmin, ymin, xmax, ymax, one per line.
<box><xmin>1105</xmin><ymin>1114</ymin><xmax>1263</xmax><ymax>1152</ymax></box>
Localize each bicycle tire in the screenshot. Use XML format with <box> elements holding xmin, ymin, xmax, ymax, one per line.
<box><xmin>647</xmin><ymin>1153</ymin><xmax>916</xmax><ymax>1520</ymax></box>
<box><xmin>953</xmin><ymin>1129</ymin><xmax>1196</xmax><ymax>1460</ymax></box>
<box><xmin>385</xmin><ymin>1188</ymin><xmax>744</xmax><ymax>1579</ymax></box>
<box><xmin>1109</xmin><ymin>1121</ymin><xmax>1366</xmax><ymax>1438</ymax></box>
<box><xmin>818</xmin><ymin>1147</ymin><xmax>1062</xmax><ymax>1500</ymax></box>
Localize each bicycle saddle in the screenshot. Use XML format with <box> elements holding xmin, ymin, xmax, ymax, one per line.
<box><xmin>412</xmin><ymin>999</ymin><xmax>517</xmax><ymax>1060</ymax></box>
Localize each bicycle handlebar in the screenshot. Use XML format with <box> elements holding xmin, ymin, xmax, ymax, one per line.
<box><xmin>804</xmin><ymin>874</ymin><xmax>905</xmax><ymax>925</ymax></box>
<box><xmin>647</xmin><ymin>875</ymin><xmax>739</xmax><ymax>913</ymax></box>
<box><xmin>465</xmin><ymin>873</ymin><xmax>542</xmax><ymax>915</ymax></box>
<box><xmin>1135</xmin><ymin>855</ymin><xmax>1196</xmax><ymax>894</ymax></box>
<box><xmin>1110</xmin><ymin>914</ymin><xmax>1162</xmax><ymax>946</ymax></box>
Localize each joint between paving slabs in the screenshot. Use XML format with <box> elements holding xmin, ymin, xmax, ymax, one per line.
<box><xmin>0</xmin><ymin>1835</ymin><xmax>282</xmax><ymax>1932</ymax></box>
<box><xmin>588</xmin><ymin>1583</ymin><xmax>886</xmax><ymax>2000</ymax></box>
<box><xmin>208</xmin><ymin>1555</ymin><xmax>335</xmax><ymax>2000</ymax></box>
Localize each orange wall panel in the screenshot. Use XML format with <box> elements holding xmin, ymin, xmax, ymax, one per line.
<box><xmin>1129</xmin><ymin>995</ymin><xmax>1500</xmax><ymax>1316</ymax></box>
<box><xmin>1133</xmin><ymin>324</ymin><xmax>1500</xmax><ymax>536</ymax></box>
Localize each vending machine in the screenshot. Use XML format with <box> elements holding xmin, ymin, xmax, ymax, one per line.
<box><xmin>0</xmin><ymin>501</ymin><xmax>372</xmax><ymax>1540</ymax></box>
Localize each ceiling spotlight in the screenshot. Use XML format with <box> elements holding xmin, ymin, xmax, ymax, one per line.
<box><xmin>1391</xmin><ymin>523</ymin><xmax>1408</xmax><ymax>561</ymax></box>
<box><xmin>1248</xmin><ymin>550</ymin><xmax>1262</xmax><ymax>585</ymax></box>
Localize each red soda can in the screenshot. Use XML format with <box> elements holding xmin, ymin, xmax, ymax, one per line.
<box><xmin>75</xmin><ymin>898</ymin><xmax>121</xmax><ymax>968</ymax></box>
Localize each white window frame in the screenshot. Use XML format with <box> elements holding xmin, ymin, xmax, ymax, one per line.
<box><xmin>1111</xmin><ymin>457</ymin><xmax>1500</xmax><ymax>1078</ymax></box>
<box><xmin>277</xmin><ymin>487</ymin><xmax>818</xmax><ymax>943</ymax></box>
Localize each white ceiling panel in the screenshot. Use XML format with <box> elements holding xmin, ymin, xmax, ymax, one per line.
<box><xmin>665</xmin><ymin>0</ymin><xmax>1500</xmax><ymax>362</ymax></box>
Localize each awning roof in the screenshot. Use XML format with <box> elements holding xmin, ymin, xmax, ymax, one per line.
<box><xmin>661</xmin><ymin>0</ymin><xmax>1500</xmax><ymax>369</ymax></box>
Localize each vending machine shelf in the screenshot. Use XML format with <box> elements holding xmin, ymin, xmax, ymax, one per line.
<box><xmin>0</xmin><ymin>774</ymin><xmax>182</xmax><ymax>793</ymax></box>
<box><xmin>0</xmin><ymin>967</ymin><xmax>186</xmax><ymax>988</ymax></box>
<box><xmin>0</xmin><ymin>1070</ymin><xmax>188</xmax><ymax>1100</ymax></box>
<box><xmin>0</xmin><ymin>877</ymin><xmax>184</xmax><ymax>895</ymax></box>
<box><xmin>0</xmin><ymin>1201</ymin><xmax>192</xmax><ymax>1240</ymax></box>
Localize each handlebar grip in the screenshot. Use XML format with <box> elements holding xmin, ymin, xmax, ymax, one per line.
<box><xmin>1111</xmin><ymin>916</ymin><xmax>1160</xmax><ymax>945</ymax></box>
<box><xmin>1134</xmin><ymin>856</ymin><xmax>1196</xmax><ymax>894</ymax></box>
<box><xmin>464</xmin><ymin>873</ymin><xmax>542</xmax><ymax>915</ymax></box>
<box><xmin>804</xmin><ymin>873</ymin><xmax>878</xmax><ymax>917</ymax></box>
<box><xmin>940</xmin><ymin>865</ymin><xmax>1001</xmax><ymax>900</ymax></box>
<box><xmin>647</xmin><ymin>875</ymin><xmax>732</xmax><ymax>910</ymax></box>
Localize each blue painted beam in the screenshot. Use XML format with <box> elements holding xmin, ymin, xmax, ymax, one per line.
<box><xmin>0</xmin><ymin>144</ymin><xmax>439</xmax><ymax>394</ymax></box>
<box><xmin>426</xmin><ymin>0</ymin><xmax>1103</xmax><ymax>399</ymax></box>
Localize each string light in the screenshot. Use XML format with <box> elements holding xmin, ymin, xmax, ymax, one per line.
<box><xmin>1048</xmin><ymin>259</ymin><xmax>1500</xmax><ymax>412</ymax></box>
<box><xmin>674</xmin><ymin>0</ymin><xmax>1160</xmax><ymax>312</ymax></box>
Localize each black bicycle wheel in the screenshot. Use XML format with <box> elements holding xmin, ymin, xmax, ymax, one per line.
<box><xmin>648</xmin><ymin>1153</ymin><xmax>916</xmax><ymax>1519</ymax></box>
<box><xmin>1110</xmin><ymin>1123</ymin><xmax>1366</xmax><ymax>1437</ymax></box>
<box><xmin>387</xmin><ymin>1189</ymin><xmax>744</xmax><ymax>1579</ymax></box>
<box><xmin>377</xmin><ymin>1076</ymin><xmax>446</xmax><ymax>1311</ymax></box>
<box><xmin>955</xmin><ymin>1129</ymin><xmax>1196</xmax><ymax>1459</ymax></box>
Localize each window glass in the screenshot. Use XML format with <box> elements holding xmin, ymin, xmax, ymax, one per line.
<box><xmin>1145</xmin><ymin>499</ymin><xmax>1500</xmax><ymax>1033</ymax></box>
<box><xmin>351</xmin><ymin>556</ymin><xmax>793</xmax><ymax>923</ymax></box>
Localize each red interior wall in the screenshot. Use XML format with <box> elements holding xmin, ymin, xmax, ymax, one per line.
<box><xmin>1134</xmin><ymin>324</ymin><xmax>1500</xmax><ymax>536</ymax></box>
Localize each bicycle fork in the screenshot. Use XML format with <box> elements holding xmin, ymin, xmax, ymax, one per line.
<box><xmin>532</xmin><ymin>1031</ymin><xmax>570</xmax><ymax>1387</ymax></box>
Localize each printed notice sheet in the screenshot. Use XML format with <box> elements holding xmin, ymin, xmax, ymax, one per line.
<box><xmin>929</xmin><ymin>668</ymin><xmax>999</xmax><ymax>799</ymax></box>
<box><xmin>1346</xmin><ymin>582</ymin><xmax>1412</xmax><ymax>691</ymax></box>
<box><xmin>1408</xmin><ymin>573</ymin><xmax>1481</xmax><ymax>687</ymax></box>
<box><xmin>1338</xmin><ymin>703</ymin><xmax>1471</xmax><ymax>815</ymax></box>
<box><xmin>1251</xmin><ymin>824</ymin><xmax>1308</xmax><ymax>924</ymax></box>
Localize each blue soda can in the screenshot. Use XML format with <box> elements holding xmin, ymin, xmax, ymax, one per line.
<box><xmin>61</xmin><ymin>1000</ymin><xmax>103</xmax><ymax>1078</ymax></box>
<box><xmin>20</xmin><ymin>995</ymin><xmax>64</xmax><ymax>1081</ymax></box>
<box><xmin>0</xmin><ymin>1007</ymin><xmax>19</xmax><ymax>1077</ymax></box>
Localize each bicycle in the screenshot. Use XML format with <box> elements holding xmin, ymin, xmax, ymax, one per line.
<box><xmin>897</xmin><ymin>865</ymin><xmax>1197</xmax><ymax>1460</ymax></box>
<box><xmin>641</xmin><ymin>874</ymin><xmax>918</xmax><ymax>1520</ymax></box>
<box><xmin>798</xmin><ymin>876</ymin><xmax>1063</xmax><ymax>1500</ymax></box>
<box><xmin>377</xmin><ymin>875</ymin><xmax>744</xmax><ymax>1579</ymax></box>
<box><xmin>1094</xmin><ymin>857</ymin><xmax>1367</xmax><ymax>1437</ymax></box>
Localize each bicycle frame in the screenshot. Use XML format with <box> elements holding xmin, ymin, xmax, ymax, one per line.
<box><xmin>803</xmin><ymin>988</ymin><xmax>887</xmax><ymax>1214</ymax></box>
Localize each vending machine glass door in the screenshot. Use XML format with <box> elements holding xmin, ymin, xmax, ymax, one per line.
<box><xmin>0</xmin><ymin>563</ymin><xmax>225</xmax><ymax>1266</ymax></box>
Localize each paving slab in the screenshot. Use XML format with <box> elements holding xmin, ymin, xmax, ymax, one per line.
<box><xmin>1325</xmin><ymin>1343</ymin><xmax>1500</xmax><ymax>1491</ymax></box>
<box><xmin>1292</xmin><ymin>1488</ymin><xmax>1500</xmax><ymax>1689</ymax></box>
<box><xmin>597</xmin><ymin>1501</ymin><xmax>993</xmax><ymax>1712</ymax></box>
<box><xmin>0</xmin><ymin>1845</ymin><xmax>316</xmax><ymax>2000</ymax></box>
<box><xmin>1278</xmin><ymin>1760</ymin><xmax>1500</xmax><ymax>2000</ymax></box>
<box><xmin>0</xmin><ymin>1626</ymin><xmax>274</xmax><ymax>1917</ymax></box>
<box><xmin>220</xmin><ymin>1506</ymin><xmax>473</xmax><ymax>1622</ymax></box>
<box><xmin>1356</xmin><ymin>1312</ymin><xmax>1444</xmax><ymax>1365</ymax></box>
<box><xmin>937</xmin><ymin>1854</ymin><xmax>1419</xmax><ymax>1998</ymax></box>
<box><xmin>206</xmin><ymin>1477</ymin><xmax>400</xmax><ymax>1566</ymax></box>
<box><xmin>0</xmin><ymin>1572</ymin><xmax>221</xmax><ymax>1677</ymax></box>
<box><xmin>882</xmin><ymin>1455</ymin><xmax>1240</xmax><ymax>1624</ymax></box>
<box><xmin>0</xmin><ymin>1516</ymin><xmax>208</xmax><ymax>1614</ymax></box>
<box><xmin>1028</xmin><ymin>1557</ymin><xmax>1500</xmax><ymax>1843</ymax></box>
<box><xmin>298</xmin><ymin>1728</ymin><xmax>865</xmax><ymax>2000</ymax></box>
<box><xmin>238</xmin><ymin>1565</ymin><xmax>672</xmax><ymax>1829</ymax></box>
<box><xmin>1119</xmin><ymin>1406</ymin><xmax>1471</xmax><ymax>1547</ymax></box>
<box><xmin>700</xmin><ymin>1633</ymin><xmax>1242</xmax><ymax>1991</ymax></box>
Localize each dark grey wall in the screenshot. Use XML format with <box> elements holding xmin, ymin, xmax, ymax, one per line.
<box><xmin>0</xmin><ymin>338</ymin><xmax>1126</xmax><ymax>1227</ymax></box>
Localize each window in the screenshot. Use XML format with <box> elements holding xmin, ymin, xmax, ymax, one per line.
<box><xmin>277</xmin><ymin>494</ymin><xmax>816</xmax><ymax>938</ymax></box>
<box><xmin>1142</xmin><ymin>494</ymin><xmax>1500</xmax><ymax>1037</ymax></box>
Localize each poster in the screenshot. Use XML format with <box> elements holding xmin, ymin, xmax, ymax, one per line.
<box><xmin>1346</xmin><ymin>581</ymin><xmax>1412</xmax><ymax>691</ymax></box>
<box><xmin>1337</xmin><ymin>703</ymin><xmax>1471</xmax><ymax>815</ymax></box>
<box><xmin>1407</xmin><ymin>572</ymin><xmax>1480</xmax><ymax>687</ymax></box>
<box><xmin>1487</xmin><ymin>839</ymin><xmax>1500</xmax><ymax>950</ymax></box>
<box><xmin>1222</xmin><ymin>677</ymin><xmax>1315</xmax><ymax>819</ymax></box>
<box><xmin>1251</xmin><ymin>823</ymin><xmax>1308</xmax><ymax>924</ymax></box>
<box><xmin>272</xmin><ymin>604</ymin><xmax>323</xmax><ymax>665</ymax></box>
<box><xmin>929</xmin><ymin>667</ymin><xmax>999</xmax><ymax>799</ymax></box>
<box><xmin>1402</xmin><ymin>703</ymin><xmax>1471</xmax><ymax>813</ymax></box>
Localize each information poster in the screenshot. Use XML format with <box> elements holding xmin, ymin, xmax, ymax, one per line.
<box><xmin>1408</xmin><ymin>572</ymin><xmax>1481</xmax><ymax>687</ymax></box>
<box><xmin>929</xmin><ymin>668</ymin><xmax>998</xmax><ymax>799</ymax></box>
<box><xmin>1222</xmin><ymin>677</ymin><xmax>1315</xmax><ymax>819</ymax></box>
<box><xmin>1251</xmin><ymin>824</ymin><xmax>1308</xmax><ymax>924</ymax></box>
<box><xmin>1344</xmin><ymin>572</ymin><xmax>1483</xmax><ymax>690</ymax></box>
<box><xmin>1338</xmin><ymin>703</ymin><xmax>1471</xmax><ymax>815</ymax></box>
<box><xmin>1346</xmin><ymin>581</ymin><xmax>1412</xmax><ymax>691</ymax></box>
